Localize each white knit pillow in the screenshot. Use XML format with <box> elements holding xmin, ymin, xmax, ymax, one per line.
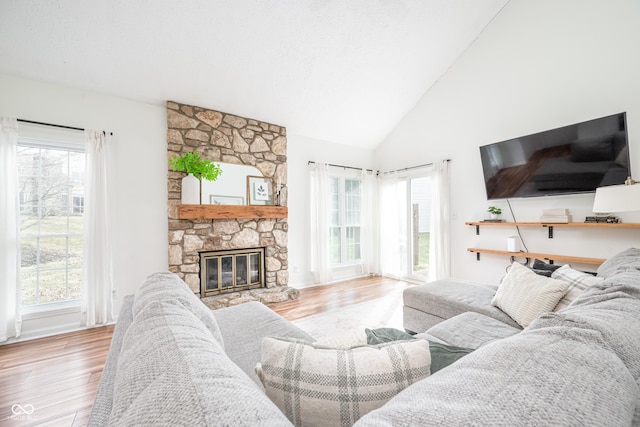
<box><xmin>256</xmin><ymin>337</ymin><xmax>431</xmax><ymax>427</ymax></box>
<box><xmin>491</xmin><ymin>262</ymin><xmax>570</xmax><ymax>327</ymax></box>
<box><xmin>551</xmin><ymin>264</ymin><xmax>604</xmax><ymax>311</ymax></box>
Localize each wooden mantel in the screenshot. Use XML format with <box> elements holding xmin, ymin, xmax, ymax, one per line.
<box><xmin>178</xmin><ymin>204</ymin><xmax>288</xmax><ymax>219</ymax></box>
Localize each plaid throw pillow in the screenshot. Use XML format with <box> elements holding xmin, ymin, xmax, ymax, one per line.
<box><xmin>552</xmin><ymin>264</ymin><xmax>604</xmax><ymax>311</ymax></box>
<box><xmin>256</xmin><ymin>337</ymin><xmax>431</xmax><ymax>427</ymax></box>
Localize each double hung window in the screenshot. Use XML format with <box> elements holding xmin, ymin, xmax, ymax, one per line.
<box><xmin>329</xmin><ymin>176</ymin><xmax>362</xmax><ymax>266</ymax></box>
<box><xmin>17</xmin><ymin>130</ymin><xmax>85</xmax><ymax>307</ymax></box>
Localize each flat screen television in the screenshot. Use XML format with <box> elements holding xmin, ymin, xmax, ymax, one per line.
<box><xmin>479</xmin><ymin>113</ymin><xmax>630</xmax><ymax>200</ymax></box>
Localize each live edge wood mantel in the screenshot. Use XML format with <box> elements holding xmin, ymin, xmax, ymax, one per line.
<box><xmin>178</xmin><ymin>204</ymin><xmax>288</xmax><ymax>220</ymax></box>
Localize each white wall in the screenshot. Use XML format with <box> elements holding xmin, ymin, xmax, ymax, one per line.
<box><xmin>287</xmin><ymin>134</ymin><xmax>375</xmax><ymax>287</ymax></box>
<box><xmin>375</xmin><ymin>0</ymin><xmax>640</xmax><ymax>284</ymax></box>
<box><xmin>0</xmin><ymin>73</ymin><xmax>168</xmax><ymax>338</ymax></box>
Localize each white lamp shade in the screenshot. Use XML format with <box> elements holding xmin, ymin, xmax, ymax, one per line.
<box><xmin>592</xmin><ymin>183</ymin><xmax>640</xmax><ymax>213</ymax></box>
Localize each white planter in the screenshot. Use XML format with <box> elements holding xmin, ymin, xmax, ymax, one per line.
<box><xmin>181</xmin><ymin>173</ymin><xmax>200</xmax><ymax>204</ymax></box>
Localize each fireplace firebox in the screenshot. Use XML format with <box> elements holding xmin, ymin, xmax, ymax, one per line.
<box><xmin>199</xmin><ymin>248</ymin><xmax>265</xmax><ymax>297</ymax></box>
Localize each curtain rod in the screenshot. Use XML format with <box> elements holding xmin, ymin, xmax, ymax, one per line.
<box><xmin>380</xmin><ymin>159</ymin><xmax>451</xmax><ymax>175</ymax></box>
<box><xmin>18</xmin><ymin>118</ymin><xmax>113</xmax><ymax>136</ymax></box>
<box><xmin>307</xmin><ymin>161</ymin><xmax>375</xmax><ymax>173</ymax></box>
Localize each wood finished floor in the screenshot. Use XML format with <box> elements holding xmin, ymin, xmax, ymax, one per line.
<box><xmin>0</xmin><ymin>275</ymin><xmax>411</xmax><ymax>427</ymax></box>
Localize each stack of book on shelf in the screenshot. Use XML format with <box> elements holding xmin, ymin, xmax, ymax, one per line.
<box><xmin>540</xmin><ymin>208</ymin><xmax>572</xmax><ymax>223</ymax></box>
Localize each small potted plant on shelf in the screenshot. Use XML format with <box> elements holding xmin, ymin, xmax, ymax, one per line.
<box><xmin>488</xmin><ymin>206</ymin><xmax>502</xmax><ymax>221</ymax></box>
<box><xmin>170</xmin><ymin>150</ymin><xmax>222</xmax><ymax>204</ymax></box>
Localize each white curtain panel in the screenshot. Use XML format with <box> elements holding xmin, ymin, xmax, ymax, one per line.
<box><xmin>429</xmin><ymin>160</ymin><xmax>451</xmax><ymax>281</ymax></box>
<box><xmin>309</xmin><ymin>162</ymin><xmax>331</xmax><ymax>284</ymax></box>
<box><xmin>0</xmin><ymin>117</ymin><xmax>21</xmax><ymax>342</ymax></box>
<box><xmin>378</xmin><ymin>173</ymin><xmax>408</xmax><ymax>279</ymax></box>
<box><xmin>81</xmin><ymin>130</ymin><xmax>114</xmax><ymax>327</ymax></box>
<box><xmin>360</xmin><ymin>169</ymin><xmax>379</xmax><ymax>275</ymax></box>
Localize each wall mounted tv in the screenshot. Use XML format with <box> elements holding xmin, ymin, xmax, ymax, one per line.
<box><xmin>479</xmin><ymin>113</ymin><xmax>630</xmax><ymax>200</ymax></box>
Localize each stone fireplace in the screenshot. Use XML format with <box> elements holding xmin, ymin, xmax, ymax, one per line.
<box><xmin>167</xmin><ymin>101</ymin><xmax>299</xmax><ymax>309</ymax></box>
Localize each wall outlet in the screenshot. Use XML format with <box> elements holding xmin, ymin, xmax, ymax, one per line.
<box><xmin>112</xmin><ymin>289</ymin><xmax>118</xmax><ymax>299</ymax></box>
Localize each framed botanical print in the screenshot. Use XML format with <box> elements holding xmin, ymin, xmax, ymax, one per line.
<box><xmin>247</xmin><ymin>176</ymin><xmax>273</xmax><ymax>205</ymax></box>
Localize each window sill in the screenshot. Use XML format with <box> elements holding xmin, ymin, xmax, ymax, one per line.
<box><xmin>21</xmin><ymin>300</ymin><xmax>80</xmax><ymax>320</ymax></box>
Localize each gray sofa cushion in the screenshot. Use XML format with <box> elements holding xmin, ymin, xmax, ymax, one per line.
<box><xmin>213</xmin><ymin>301</ymin><xmax>314</xmax><ymax>386</ymax></box>
<box><xmin>597</xmin><ymin>247</ymin><xmax>640</xmax><ymax>278</ymax></box>
<box><xmin>418</xmin><ymin>312</ymin><xmax>521</xmax><ymax>350</ymax></box>
<box><xmin>354</xmin><ymin>324</ymin><xmax>638</xmax><ymax>426</ymax></box>
<box><xmin>535</xmin><ymin>281</ymin><xmax>640</xmax><ymax>380</ymax></box>
<box><xmin>108</xmin><ymin>299</ymin><xmax>292</xmax><ymax>426</ymax></box>
<box><xmin>404</xmin><ymin>279</ymin><xmax>520</xmax><ymax>329</ymax></box>
<box><xmin>132</xmin><ymin>271</ymin><xmax>225</xmax><ymax>348</ymax></box>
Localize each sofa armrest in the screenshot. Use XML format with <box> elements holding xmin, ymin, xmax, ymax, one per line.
<box><xmin>88</xmin><ymin>295</ymin><xmax>134</xmax><ymax>427</ymax></box>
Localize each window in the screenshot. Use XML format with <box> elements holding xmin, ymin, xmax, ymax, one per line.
<box><xmin>329</xmin><ymin>176</ymin><xmax>362</xmax><ymax>266</ymax></box>
<box><xmin>17</xmin><ymin>136</ymin><xmax>85</xmax><ymax>306</ymax></box>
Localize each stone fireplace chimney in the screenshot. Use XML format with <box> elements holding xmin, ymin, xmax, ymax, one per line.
<box><xmin>166</xmin><ymin>101</ymin><xmax>298</xmax><ymax>309</ymax></box>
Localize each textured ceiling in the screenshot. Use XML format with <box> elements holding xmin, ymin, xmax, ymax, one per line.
<box><xmin>0</xmin><ymin>0</ymin><xmax>508</xmax><ymax>148</ymax></box>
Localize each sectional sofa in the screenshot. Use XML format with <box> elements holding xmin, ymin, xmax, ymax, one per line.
<box><xmin>89</xmin><ymin>248</ymin><xmax>640</xmax><ymax>426</ymax></box>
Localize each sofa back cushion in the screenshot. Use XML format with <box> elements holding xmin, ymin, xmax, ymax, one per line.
<box><xmin>132</xmin><ymin>272</ymin><xmax>225</xmax><ymax>348</ymax></box>
<box><xmin>109</xmin><ymin>299</ymin><xmax>291</xmax><ymax>426</ymax></box>
<box><xmin>597</xmin><ymin>247</ymin><xmax>640</xmax><ymax>278</ymax></box>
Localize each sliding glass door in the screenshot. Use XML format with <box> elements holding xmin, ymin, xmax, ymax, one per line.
<box><xmin>379</xmin><ymin>168</ymin><xmax>432</xmax><ymax>282</ymax></box>
<box><xmin>409</xmin><ymin>176</ymin><xmax>432</xmax><ymax>280</ymax></box>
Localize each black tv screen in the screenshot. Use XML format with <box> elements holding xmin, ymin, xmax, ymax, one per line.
<box><xmin>479</xmin><ymin>113</ymin><xmax>630</xmax><ymax>200</ymax></box>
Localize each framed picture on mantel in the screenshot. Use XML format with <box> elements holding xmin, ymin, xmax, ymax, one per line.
<box><xmin>210</xmin><ymin>195</ymin><xmax>244</xmax><ymax>205</ymax></box>
<box><xmin>247</xmin><ymin>176</ymin><xmax>273</xmax><ymax>205</ymax></box>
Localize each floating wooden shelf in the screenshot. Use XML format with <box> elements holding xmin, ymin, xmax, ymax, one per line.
<box><xmin>466</xmin><ymin>221</ymin><xmax>640</xmax><ymax>238</ymax></box>
<box><xmin>178</xmin><ymin>204</ymin><xmax>288</xmax><ymax>219</ymax></box>
<box><xmin>466</xmin><ymin>248</ymin><xmax>606</xmax><ymax>266</ymax></box>
<box><xmin>466</xmin><ymin>221</ymin><xmax>640</xmax><ymax>228</ymax></box>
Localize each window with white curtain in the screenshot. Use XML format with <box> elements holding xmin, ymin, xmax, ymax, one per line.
<box><xmin>329</xmin><ymin>176</ymin><xmax>362</xmax><ymax>266</ymax></box>
<box><xmin>16</xmin><ymin>126</ymin><xmax>85</xmax><ymax>308</ymax></box>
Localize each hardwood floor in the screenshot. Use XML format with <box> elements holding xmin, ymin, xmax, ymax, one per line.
<box><xmin>0</xmin><ymin>276</ymin><xmax>411</xmax><ymax>426</ymax></box>
<box><xmin>0</xmin><ymin>325</ymin><xmax>115</xmax><ymax>427</ymax></box>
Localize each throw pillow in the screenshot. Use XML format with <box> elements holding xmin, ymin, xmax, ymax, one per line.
<box><xmin>428</xmin><ymin>341</ymin><xmax>474</xmax><ymax>374</ymax></box>
<box><xmin>491</xmin><ymin>262</ymin><xmax>570</xmax><ymax>328</ymax></box>
<box><xmin>529</xmin><ymin>259</ymin><xmax>562</xmax><ymax>277</ymax></box>
<box><xmin>314</xmin><ymin>329</ymin><xmax>368</xmax><ymax>349</ymax></box>
<box><xmin>365</xmin><ymin>327</ymin><xmax>416</xmax><ymax>345</ymax></box>
<box><xmin>551</xmin><ymin>264</ymin><xmax>604</xmax><ymax>311</ymax></box>
<box><xmin>256</xmin><ymin>337</ymin><xmax>431</xmax><ymax>427</ymax></box>
<box><xmin>365</xmin><ymin>327</ymin><xmax>473</xmax><ymax>374</ymax></box>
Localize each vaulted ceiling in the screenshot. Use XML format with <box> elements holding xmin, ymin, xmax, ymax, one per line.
<box><xmin>0</xmin><ymin>0</ymin><xmax>508</xmax><ymax>148</ymax></box>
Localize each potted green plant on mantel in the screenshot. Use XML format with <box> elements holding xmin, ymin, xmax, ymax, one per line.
<box><xmin>170</xmin><ymin>150</ymin><xmax>222</xmax><ymax>204</ymax></box>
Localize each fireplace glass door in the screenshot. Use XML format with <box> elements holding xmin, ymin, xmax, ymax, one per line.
<box><xmin>200</xmin><ymin>248</ymin><xmax>265</xmax><ymax>297</ymax></box>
